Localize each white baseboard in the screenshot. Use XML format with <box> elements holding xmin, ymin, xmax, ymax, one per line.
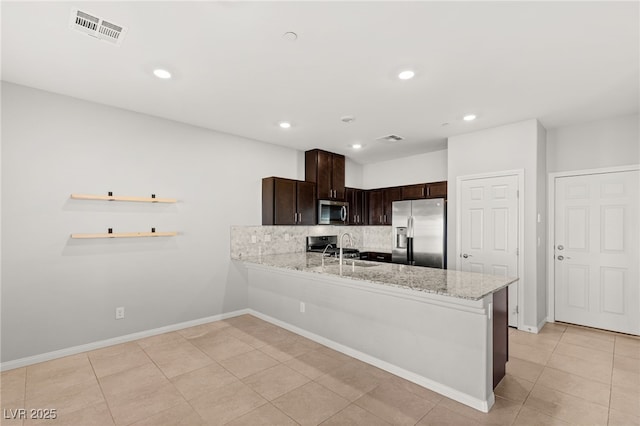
<box><xmin>536</xmin><ymin>317</ymin><xmax>548</xmax><ymax>333</ymax></box>
<box><xmin>0</xmin><ymin>309</ymin><xmax>250</xmax><ymax>372</ymax></box>
<box><xmin>518</xmin><ymin>317</ymin><xmax>547</xmax><ymax>334</ymax></box>
<box><xmin>248</xmin><ymin>309</ymin><xmax>494</xmax><ymax>413</ymax></box>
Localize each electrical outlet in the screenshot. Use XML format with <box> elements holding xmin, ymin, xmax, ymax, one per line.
<box><xmin>284</xmin><ymin>233</ymin><xmax>290</xmax><ymax>242</ymax></box>
<box><xmin>251</xmin><ymin>235</ymin><xmax>257</xmax><ymax>244</ymax></box>
<box><xmin>300</xmin><ymin>302</ymin><xmax>306</xmax><ymax>313</ymax></box>
<box><xmin>264</xmin><ymin>234</ymin><xmax>271</xmax><ymax>242</ymax></box>
<box><xmin>115</xmin><ymin>307</ymin><xmax>125</xmax><ymax>320</ymax></box>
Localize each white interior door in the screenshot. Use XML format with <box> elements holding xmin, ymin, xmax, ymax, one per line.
<box><xmin>554</xmin><ymin>170</ymin><xmax>639</xmax><ymax>335</ymax></box>
<box><xmin>459</xmin><ymin>175</ymin><xmax>520</xmax><ymax>327</ymax></box>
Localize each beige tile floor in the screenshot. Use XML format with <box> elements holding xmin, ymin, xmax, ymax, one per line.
<box><xmin>1</xmin><ymin>315</ymin><xmax>638</xmax><ymax>425</ymax></box>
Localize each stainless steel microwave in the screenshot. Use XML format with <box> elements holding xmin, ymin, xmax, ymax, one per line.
<box><xmin>318</xmin><ymin>200</ymin><xmax>349</xmax><ymax>225</ymax></box>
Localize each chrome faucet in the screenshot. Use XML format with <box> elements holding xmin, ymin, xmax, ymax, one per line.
<box><xmin>321</xmin><ymin>244</ymin><xmax>333</xmax><ymax>267</ymax></box>
<box><xmin>339</xmin><ymin>232</ymin><xmax>353</xmax><ymax>275</ymax></box>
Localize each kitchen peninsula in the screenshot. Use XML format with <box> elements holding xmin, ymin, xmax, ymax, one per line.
<box><xmin>231</xmin><ymin>238</ymin><xmax>516</xmax><ymax>413</ymax></box>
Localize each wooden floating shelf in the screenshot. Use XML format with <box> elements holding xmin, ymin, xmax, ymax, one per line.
<box><xmin>71</xmin><ymin>194</ymin><xmax>177</xmax><ymax>203</ymax></box>
<box><xmin>71</xmin><ymin>232</ymin><xmax>178</xmax><ymax>239</ymax></box>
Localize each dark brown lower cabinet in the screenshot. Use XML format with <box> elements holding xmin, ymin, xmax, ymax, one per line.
<box><xmin>262</xmin><ymin>177</ymin><xmax>316</xmax><ymax>225</ymax></box>
<box><xmin>359</xmin><ymin>252</ymin><xmax>392</xmax><ymax>262</ymax></box>
<box><xmin>493</xmin><ymin>287</ymin><xmax>508</xmax><ymax>388</ymax></box>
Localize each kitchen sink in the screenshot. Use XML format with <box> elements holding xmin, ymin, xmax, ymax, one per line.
<box><xmin>313</xmin><ymin>259</ymin><xmax>382</xmax><ymax>269</ymax></box>
<box><xmin>343</xmin><ymin>260</ymin><xmax>381</xmax><ymax>268</ymax></box>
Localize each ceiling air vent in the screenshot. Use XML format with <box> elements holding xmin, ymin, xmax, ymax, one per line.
<box><xmin>377</xmin><ymin>134</ymin><xmax>405</xmax><ymax>143</ymax></box>
<box><xmin>69</xmin><ymin>8</ymin><xmax>126</xmax><ymax>46</ymax></box>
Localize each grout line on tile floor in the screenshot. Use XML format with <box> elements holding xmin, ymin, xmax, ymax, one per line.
<box><xmin>413</xmin><ymin>403</ymin><xmax>437</xmax><ymax>426</ymax></box>
<box><xmin>267</xmin><ymin>401</ymin><xmax>301</xmax><ymax>426</ymax></box>
<box><xmin>86</xmin><ymin>354</ymin><xmax>117</xmax><ymax>426</ymax></box>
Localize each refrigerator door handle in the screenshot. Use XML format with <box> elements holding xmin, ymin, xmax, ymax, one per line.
<box><xmin>407</xmin><ymin>237</ymin><xmax>414</xmax><ymax>264</ymax></box>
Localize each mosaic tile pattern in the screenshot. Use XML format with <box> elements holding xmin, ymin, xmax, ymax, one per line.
<box><xmin>230</xmin><ymin>226</ymin><xmax>392</xmax><ymax>259</ymax></box>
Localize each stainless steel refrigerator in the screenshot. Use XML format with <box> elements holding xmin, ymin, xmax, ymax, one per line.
<box><xmin>392</xmin><ymin>199</ymin><xmax>446</xmax><ymax>268</ymax></box>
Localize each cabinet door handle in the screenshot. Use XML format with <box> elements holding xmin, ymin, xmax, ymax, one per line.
<box><xmin>294</xmin><ymin>213</ymin><xmax>298</xmax><ymax>223</ymax></box>
<box><xmin>380</xmin><ymin>216</ymin><xmax>382</xmax><ymax>223</ymax></box>
<box><xmin>384</xmin><ymin>214</ymin><xmax>387</xmax><ymax>223</ymax></box>
<box><xmin>426</xmin><ymin>187</ymin><xmax>430</xmax><ymax>197</ymax></box>
<box><xmin>422</xmin><ymin>187</ymin><xmax>425</xmax><ymax>197</ymax></box>
<box><xmin>299</xmin><ymin>213</ymin><xmax>302</xmax><ymax>223</ymax></box>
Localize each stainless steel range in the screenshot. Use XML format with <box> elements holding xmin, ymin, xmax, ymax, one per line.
<box><xmin>306</xmin><ymin>235</ymin><xmax>359</xmax><ymax>259</ymax></box>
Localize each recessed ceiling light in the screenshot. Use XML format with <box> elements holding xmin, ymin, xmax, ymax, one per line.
<box><xmin>283</xmin><ymin>32</ymin><xmax>298</xmax><ymax>41</ymax></box>
<box><xmin>351</xmin><ymin>144</ymin><xmax>362</xmax><ymax>149</ymax></box>
<box><xmin>398</xmin><ymin>70</ymin><xmax>415</xmax><ymax>80</ymax></box>
<box><xmin>463</xmin><ymin>114</ymin><xmax>477</xmax><ymax>121</ymax></box>
<box><xmin>279</xmin><ymin>121</ymin><xmax>291</xmax><ymax>129</ymax></box>
<box><xmin>153</xmin><ymin>69</ymin><xmax>172</xmax><ymax>79</ymax></box>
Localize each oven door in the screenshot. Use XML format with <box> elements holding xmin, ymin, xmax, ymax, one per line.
<box><xmin>318</xmin><ymin>201</ymin><xmax>349</xmax><ymax>225</ymax></box>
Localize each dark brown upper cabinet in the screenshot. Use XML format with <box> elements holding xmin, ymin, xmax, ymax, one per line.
<box><xmin>426</xmin><ymin>181</ymin><xmax>448</xmax><ymax>199</ymax></box>
<box><xmin>346</xmin><ymin>187</ymin><xmax>365</xmax><ymax>225</ymax></box>
<box><xmin>305</xmin><ymin>149</ymin><xmax>345</xmax><ymax>201</ymax></box>
<box><xmin>367</xmin><ymin>187</ymin><xmax>401</xmax><ymax>225</ymax></box>
<box><xmin>262</xmin><ymin>177</ymin><xmax>316</xmax><ymax>225</ymax></box>
<box><xmin>401</xmin><ymin>182</ymin><xmax>448</xmax><ymax>200</ymax></box>
<box><xmin>401</xmin><ymin>184</ymin><xmax>427</xmax><ymax>200</ymax></box>
<box><xmin>383</xmin><ymin>187</ymin><xmax>402</xmax><ymax>224</ymax></box>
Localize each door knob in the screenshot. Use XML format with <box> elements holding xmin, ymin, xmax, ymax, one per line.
<box><xmin>557</xmin><ymin>255</ymin><xmax>564</xmax><ymax>261</ymax></box>
<box><xmin>462</xmin><ymin>253</ymin><xmax>472</xmax><ymax>258</ymax></box>
<box><xmin>557</xmin><ymin>245</ymin><xmax>564</xmax><ymax>250</ymax></box>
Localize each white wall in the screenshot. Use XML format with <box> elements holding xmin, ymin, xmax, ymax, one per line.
<box><xmin>345</xmin><ymin>158</ymin><xmax>363</xmax><ymax>188</ymax></box>
<box><xmin>536</xmin><ymin>121</ymin><xmax>548</xmax><ymax>324</ymax></box>
<box><xmin>361</xmin><ymin>149</ymin><xmax>447</xmax><ymax>189</ymax></box>
<box><xmin>0</xmin><ymin>82</ymin><xmax>300</xmax><ymax>362</ymax></box>
<box><xmin>247</xmin><ymin>265</ymin><xmax>494</xmax><ymax>410</ymax></box>
<box><xmin>547</xmin><ymin>114</ymin><xmax>639</xmax><ymax>173</ymax></box>
<box><xmin>447</xmin><ymin>119</ymin><xmax>545</xmax><ymax>331</ymax></box>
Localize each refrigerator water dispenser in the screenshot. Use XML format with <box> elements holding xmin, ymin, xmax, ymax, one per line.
<box><xmin>395</xmin><ymin>227</ymin><xmax>408</xmax><ymax>249</ymax></box>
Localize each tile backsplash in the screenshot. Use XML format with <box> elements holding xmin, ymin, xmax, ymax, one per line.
<box><xmin>230</xmin><ymin>225</ymin><xmax>392</xmax><ymax>259</ymax></box>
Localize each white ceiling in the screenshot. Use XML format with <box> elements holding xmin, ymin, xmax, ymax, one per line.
<box><xmin>2</xmin><ymin>1</ymin><xmax>638</xmax><ymax>164</ymax></box>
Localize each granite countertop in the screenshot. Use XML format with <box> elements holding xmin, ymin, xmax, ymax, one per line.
<box><xmin>237</xmin><ymin>252</ymin><xmax>517</xmax><ymax>301</ymax></box>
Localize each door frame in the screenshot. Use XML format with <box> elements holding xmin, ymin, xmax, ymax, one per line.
<box><xmin>546</xmin><ymin>164</ymin><xmax>640</xmax><ymax>323</ymax></box>
<box><xmin>456</xmin><ymin>169</ymin><xmax>525</xmax><ymax>329</ymax></box>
